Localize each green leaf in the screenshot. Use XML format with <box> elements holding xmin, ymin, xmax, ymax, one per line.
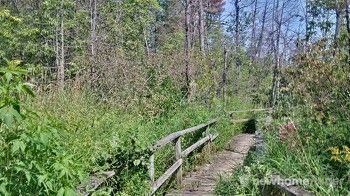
<box><xmin>21</xmin><ymin>83</ymin><xmax>35</xmax><ymax>97</ymax></box>
<box><xmin>24</xmin><ymin>170</ymin><xmax>31</xmax><ymax>183</ymax></box>
<box><xmin>13</xmin><ymin>103</ymin><xmax>20</xmax><ymax>114</ymax></box>
<box><xmin>133</xmin><ymin>159</ymin><xmax>141</xmax><ymax>166</ymax></box>
<box><xmin>11</xmin><ymin>139</ymin><xmax>26</xmax><ymax>154</ymax></box>
<box><xmin>57</xmin><ymin>187</ymin><xmax>65</xmax><ymax>196</ymax></box>
<box><xmin>0</xmin><ymin>181</ymin><xmax>9</xmax><ymax>196</ymax></box>
<box><xmin>0</xmin><ymin>106</ymin><xmax>22</xmax><ymax>126</ymax></box>
<box><xmin>39</xmin><ymin>133</ymin><xmax>49</xmax><ymax>145</ymax></box>
<box><xmin>37</xmin><ymin>174</ymin><xmax>47</xmax><ymax>185</ymax></box>
<box><xmin>64</xmin><ymin>188</ymin><xmax>76</xmax><ymax>196</ymax></box>
<box><xmin>4</xmin><ymin>72</ymin><xmax>12</xmax><ymax>83</ymax></box>
<box><xmin>57</xmin><ymin>187</ymin><xmax>75</xmax><ymax>196</ymax></box>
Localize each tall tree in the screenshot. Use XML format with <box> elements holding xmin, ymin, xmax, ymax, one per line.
<box><xmin>199</xmin><ymin>0</ymin><xmax>205</xmax><ymax>53</ymax></box>
<box><xmin>334</xmin><ymin>0</ymin><xmax>342</xmax><ymax>41</ymax></box>
<box><xmin>185</xmin><ymin>0</ymin><xmax>193</xmax><ymax>100</ymax></box>
<box><xmin>58</xmin><ymin>0</ymin><xmax>65</xmax><ymax>90</ymax></box>
<box><xmin>271</xmin><ymin>0</ymin><xmax>285</xmax><ymax>108</ymax></box>
<box><xmin>250</xmin><ymin>0</ymin><xmax>258</xmax><ymax>61</ymax></box>
<box><xmin>345</xmin><ymin>0</ymin><xmax>350</xmax><ymax>63</ymax></box>
<box><xmin>90</xmin><ymin>0</ymin><xmax>97</xmax><ymax>57</ymax></box>
<box><xmin>234</xmin><ymin>0</ymin><xmax>241</xmax><ymax>93</ymax></box>
<box><xmin>256</xmin><ymin>0</ymin><xmax>268</xmax><ymax>59</ymax></box>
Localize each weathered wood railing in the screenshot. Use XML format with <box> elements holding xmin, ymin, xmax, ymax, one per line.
<box><xmin>76</xmin><ymin>108</ymin><xmax>272</xmax><ymax>195</ymax></box>
<box><xmin>149</xmin><ymin>119</ymin><xmax>218</xmax><ymax>195</ymax></box>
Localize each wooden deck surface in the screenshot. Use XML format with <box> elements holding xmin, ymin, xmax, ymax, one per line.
<box><xmin>167</xmin><ymin>134</ymin><xmax>255</xmax><ymax>196</ymax></box>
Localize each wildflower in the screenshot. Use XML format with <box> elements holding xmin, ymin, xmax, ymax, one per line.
<box><xmin>330</xmin><ymin>147</ymin><xmax>341</xmax><ymax>162</ymax></box>
<box><xmin>279</xmin><ymin>121</ymin><xmax>297</xmax><ymax>141</ymax></box>
<box><xmin>343</xmin><ymin>146</ymin><xmax>350</xmax><ymax>162</ymax></box>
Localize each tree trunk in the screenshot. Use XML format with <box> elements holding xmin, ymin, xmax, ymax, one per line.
<box><xmin>257</xmin><ymin>0</ymin><xmax>268</xmax><ymax>59</ymax></box>
<box><xmin>234</xmin><ymin>0</ymin><xmax>240</xmax><ymax>49</ymax></box>
<box><xmin>345</xmin><ymin>0</ymin><xmax>350</xmax><ymax>64</ymax></box>
<box><xmin>333</xmin><ymin>0</ymin><xmax>342</xmax><ymax>56</ymax></box>
<box><xmin>234</xmin><ymin>0</ymin><xmax>241</xmax><ymax>92</ymax></box>
<box><xmin>305</xmin><ymin>0</ymin><xmax>309</xmax><ymax>42</ymax></box>
<box><xmin>222</xmin><ymin>47</ymin><xmax>228</xmax><ymax>102</ymax></box>
<box><xmin>58</xmin><ymin>0</ymin><xmax>65</xmax><ymax>90</ymax></box>
<box><xmin>55</xmin><ymin>12</ymin><xmax>60</xmax><ymax>77</ymax></box>
<box><xmin>185</xmin><ymin>0</ymin><xmax>193</xmax><ymax>100</ymax></box>
<box><xmin>90</xmin><ymin>0</ymin><xmax>97</xmax><ymax>57</ymax></box>
<box><xmin>144</xmin><ymin>29</ymin><xmax>150</xmax><ymax>56</ymax></box>
<box><xmin>271</xmin><ymin>0</ymin><xmax>284</xmax><ymax>108</ymax></box>
<box><xmin>250</xmin><ymin>0</ymin><xmax>258</xmax><ymax>61</ymax></box>
<box><xmin>334</xmin><ymin>0</ymin><xmax>342</xmax><ymax>42</ymax></box>
<box><xmin>198</xmin><ymin>0</ymin><xmax>205</xmax><ymax>53</ymax></box>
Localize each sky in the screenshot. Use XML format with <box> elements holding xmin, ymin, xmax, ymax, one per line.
<box><xmin>222</xmin><ymin>0</ymin><xmax>306</xmax><ymax>31</ymax></box>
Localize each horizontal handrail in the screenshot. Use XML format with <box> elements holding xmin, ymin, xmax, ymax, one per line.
<box><xmin>182</xmin><ymin>133</ymin><xmax>218</xmax><ymax>158</ymax></box>
<box><xmin>152</xmin><ymin>119</ymin><xmax>218</xmax><ymax>151</ymax></box>
<box><xmin>149</xmin><ymin>118</ymin><xmax>218</xmax><ymax>195</ymax></box>
<box><xmin>150</xmin><ymin>159</ymin><xmax>183</xmax><ymax>195</ymax></box>
<box><xmin>76</xmin><ymin>109</ymin><xmax>269</xmax><ymax>195</ymax></box>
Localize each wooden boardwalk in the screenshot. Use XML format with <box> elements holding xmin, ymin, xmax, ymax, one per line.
<box><xmin>167</xmin><ymin>134</ymin><xmax>255</xmax><ymax>196</ymax></box>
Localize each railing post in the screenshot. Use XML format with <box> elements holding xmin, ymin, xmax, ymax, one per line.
<box><xmin>149</xmin><ymin>153</ymin><xmax>155</xmax><ymax>192</ymax></box>
<box><xmin>205</xmin><ymin>127</ymin><xmax>212</xmax><ymax>153</ymax></box>
<box><xmin>175</xmin><ymin>136</ymin><xmax>182</xmax><ymax>185</ymax></box>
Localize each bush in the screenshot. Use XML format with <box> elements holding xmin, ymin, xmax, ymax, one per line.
<box><xmin>0</xmin><ymin>61</ymin><xmax>83</xmax><ymax>195</ymax></box>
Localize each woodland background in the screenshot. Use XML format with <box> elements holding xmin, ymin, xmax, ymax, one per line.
<box><xmin>1</xmin><ymin>0</ymin><xmax>350</xmax><ymax>195</ymax></box>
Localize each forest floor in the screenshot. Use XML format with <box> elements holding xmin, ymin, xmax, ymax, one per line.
<box><xmin>167</xmin><ymin>134</ymin><xmax>255</xmax><ymax>196</ymax></box>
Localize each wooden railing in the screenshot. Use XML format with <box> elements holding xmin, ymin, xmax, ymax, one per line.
<box><xmin>149</xmin><ymin>119</ymin><xmax>218</xmax><ymax>195</ymax></box>
<box><xmin>76</xmin><ymin>108</ymin><xmax>271</xmax><ymax>195</ymax></box>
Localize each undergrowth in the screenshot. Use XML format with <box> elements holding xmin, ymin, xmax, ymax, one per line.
<box><xmin>215</xmin><ymin>108</ymin><xmax>350</xmax><ymax>196</ymax></box>
<box><xmin>0</xmin><ymin>64</ymin><xmax>255</xmax><ymax>195</ymax></box>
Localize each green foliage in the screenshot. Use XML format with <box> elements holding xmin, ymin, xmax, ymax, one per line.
<box><xmin>159</xmin><ymin>31</ymin><xmax>185</xmax><ymax>55</ymax></box>
<box><xmin>0</xmin><ymin>62</ymin><xmax>85</xmax><ymax>195</ymax></box>
<box><xmin>215</xmin><ymin>163</ymin><xmax>271</xmax><ymax>195</ymax></box>
<box><xmin>120</xmin><ymin>0</ymin><xmax>160</xmax><ymax>56</ymax></box>
<box><xmin>280</xmin><ymin>40</ymin><xmax>350</xmax><ymax>122</ymax></box>
<box><xmin>0</xmin><ymin>8</ymin><xmax>41</xmax><ymax>65</ymax></box>
<box><xmin>0</xmin><ymin>60</ymin><xmax>34</xmax><ymax>127</ymax></box>
<box><xmin>216</xmin><ymin>116</ymin><xmax>350</xmax><ymax>195</ymax></box>
<box><xmin>217</xmin><ymin>38</ymin><xmax>350</xmax><ymax>194</ymax></box>
<box><xmin>0</xmin><ymin>86</ymin><xmax>249</xmax><ymax>195</ymax></box>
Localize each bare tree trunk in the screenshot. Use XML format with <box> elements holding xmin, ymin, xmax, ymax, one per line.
<box><xmin>55</xmin><ymin>12</ymin><xmax>60</xmax><ymax>72</ymax></box>
<box><xmin>334</xmin><ymin>0</ymin><xmax>342</xmax><ymax>42</ymax></box>
<box><xmin>305</xmin><ymin>0</ymin><xmax>310</xmax><ymax>42</ymax></box>
<box><xmin>234</xmin><ymin>0</ymin><xmax>241</xmax><ymax>92</ymax></box>
<box><xmin>345</xmin><ymin>0</ymin><xmax>350</xmax><ymax>64</ymax></box>
<box><xmin>88</xmin><ymin>0</ymin><xmax>97</xmax><ymax>88</ymax></box>
<box><xmin>250</xmin><ymin>0</ymin><xmax>258</xmax><ymax>61</ymax></box>
<box><xmin>257</xmin><ymin>0</ymin><xmax>267</xmax><ymax>59</ymax></box>
<box><xmin>58</xmin><ymin>0</ymin><xmax>65</xmax><ymax>90</ymax></box>
<box><xmin>271</xmin><ymin>0</ymin><xmax>284</xmax><ymax>108</ymax></box>
<box><xmin>190</xmin><ymin>0</ymin><xmax>196</xmax><ymax>49</ymax></box>
<box><xmin>198</xmin><ymin>0</ymin><xmax>205</xmax><ymax>53</ymax></box>
<box><xmin>90</xmin><ymin>0</ymin><xmax>97</xmax><ymax>57</ymax></box>
<box><xmin>234</xmin><ymin>0</ymin><xmax>240</xmax><ymax>49</ymax></box>
<box><xmin>222</xmin><ymin>47</ymin><xmax>228</xmax><ymax>102</ymax></box>
<box><xmin>144</xmin><ymin>29</ymin><xmax>150</xmax><ymax>56</ymax></box>
<box><xmin>185</xmin><ymin>0</ymin><xmax>193</xmax><ymax>100</ymax></box>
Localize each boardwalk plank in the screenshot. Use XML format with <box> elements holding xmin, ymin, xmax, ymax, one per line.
<box><xmin>167</xmin><ymin>134</ymin><xmax>255</xmax><ymax>196</ymax></box>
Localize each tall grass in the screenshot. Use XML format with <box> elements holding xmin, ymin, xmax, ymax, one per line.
<box><xmin>215</xmin><ymin>108</ymin><xmax>350</xmax><ymax>195</ymax></box>
<box><xmin>13</xmin><ymin>87</ymin><xmax>253</xmax><ymax>195</ymax></box>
